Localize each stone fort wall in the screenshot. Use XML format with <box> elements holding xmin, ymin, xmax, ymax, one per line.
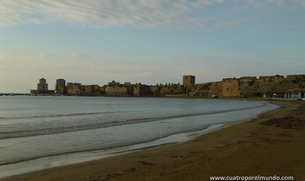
<box><xmin>150</xmin><ymin>74</ymin><xmax>305</xmax><ymax>97</ymax></box>
<box><xmin>39</xmin><ymin>74</ymin><xmax>305</xmax><ymax>97</ymax></box>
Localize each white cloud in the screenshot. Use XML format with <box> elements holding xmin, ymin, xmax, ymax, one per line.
<box><xmin>67</xmin><ymin>53</ymin><xmax>92</xmax><ymax>62</ymax></box>
<box><xmin>37</xmin><ymin>51</ymin><xmax>55</xmax><ymax>59</ymax></box>
<box><xmin>1</xmin><ymin>0</ymin><xmax>304</xmax><ymax>29</ymax></box>
<box><xmin>0</xmin><ymin>53</ymin><xmax>40</xmax><ymax>68</ymax></box>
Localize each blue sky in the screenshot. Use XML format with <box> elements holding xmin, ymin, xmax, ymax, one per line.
<box><xmin>0</xmin><ymin>0</ymin><xmax>304</xmax><ymax>93</ymax></box>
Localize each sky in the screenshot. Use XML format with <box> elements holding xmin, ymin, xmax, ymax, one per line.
<box><xmin>0</xmin><ymin>0</ymin><xmax>304</xmax><ymax>93</ymax></box>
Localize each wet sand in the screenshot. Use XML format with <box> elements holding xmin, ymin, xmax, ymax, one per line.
<box><xmin>2</xmin><ymin>100</ymin><xmax>305</xmax><ymax>181</ymax></box>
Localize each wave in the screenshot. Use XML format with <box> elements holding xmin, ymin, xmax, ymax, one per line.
<box><xmin>0</xmin><ymin>103</ymin><xmax>267</xmax><ymax>139</ymax></box>
<box><xmin>0</xmin><ymin>110</ymin><xmax>133</xmax><ymax>120</ymax></box>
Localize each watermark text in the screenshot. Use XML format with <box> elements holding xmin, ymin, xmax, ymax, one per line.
<box><xmin>210</xmin><ymin>175</ymin><xmax>294</xmax><ymax>181</ymax></box>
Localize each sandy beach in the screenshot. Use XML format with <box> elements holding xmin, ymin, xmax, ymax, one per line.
<box><xmin>1</xmin><ymin>99</ymin><xmax>304</xmax><ymax>181</ymax></box>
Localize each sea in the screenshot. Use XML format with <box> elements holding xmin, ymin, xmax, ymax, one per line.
<box><xmin>0</xmin><ymin>96</ymin><xmax>278</xmax><ymax>178</ymax></box>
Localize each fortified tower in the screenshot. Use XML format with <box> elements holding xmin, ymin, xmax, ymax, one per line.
<box><xmin>183</xmin><ymin>75</ymin><xmax>195</xmax><ymax>86</ymax></box>
<box><xmin>183</xmin><ymin>75</ymin><xmax>195</xmax><ymax>94</ymax></box>
<box><xmin>37</xmin><ymin>78</ymin><xmax>48</xmax><ymax>93</ymax></box>
<box><xmin>56</xmin><ymin>79</ymin><xmax>66</xmax><ymax>94</ymax></box>
<box><xmin>56</xmin><ymin>79</ymin><xmax>65</xmax><ymax>86</ymax></box>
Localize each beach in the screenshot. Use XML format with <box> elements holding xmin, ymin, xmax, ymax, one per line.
<box><xmin>1</xmin><ymin>100</ymin><xmax>304</xmax><ymax>181</ymax></box>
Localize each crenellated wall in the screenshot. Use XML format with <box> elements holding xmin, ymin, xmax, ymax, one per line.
<box><xmin>182</xmin><ymin>74</ymin><xmax>305</xmax><ymax>97</ymax></box>
<box><xmin>238</xmin><ymin>75</ymin><xmax>305</xmax><ymax>97</ymax></box>
<box><xmin>105</xmin><ymin>85</ymin><xmax>128</xmax><ymax>96</ymax></box>
<box><xmin>149</xmin><ymin>84</ymin><xmax>184</xmax><ymax>96</ymax></box>
<box><xmin>134</xmin><ymin>84</ymin><xmax>150</xmax><ymax>96</ymax></box>
<box><xmin>66</xmin><ymin>85</ymin><xmax>84</xmax><ymax>95</ymax></box>
<box><xmin>222</xmin><ymin>78</ymin><xmax>240</xmax><ymax>97</ymax></box>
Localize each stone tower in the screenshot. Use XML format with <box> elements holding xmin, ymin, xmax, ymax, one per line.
<box><xmin>56</xmin><ymin>79</ymin><xmax>66</xmax><ymax>94</ymax></box>
<box><xmin>56</xmin><ymin>79</ymin><xmax>65</xmax><ymax>87</ymax></box>
<box><xmin>37</xmin><ymin>78</ymin><xmax>48</xmax><ymax>93</ymax></box>
<box><xmin>183</xmin><ymin>75</ymin><xmax>195</xmax><ymax>86</ymax></box>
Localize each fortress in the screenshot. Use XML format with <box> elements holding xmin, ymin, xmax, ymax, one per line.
<box><xmin>30</xmin><ymin>74</ymin><xmax>305</xmax><ymax>98</ymax></box>
<box><xmin>30</xmin><ymin>78</ymin><xmax>55</xmax><ymax>95</ymax></box>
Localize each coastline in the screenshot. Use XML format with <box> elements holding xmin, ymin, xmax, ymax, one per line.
<box><xmin>0</xmin><ymin>123</ymin><xmax>231</xmax><ymax>179</ymax></box>
<box><xmin>1</xmin><ymin>100</ymin><xmax>304</xmax><ymax>181</ymax></box>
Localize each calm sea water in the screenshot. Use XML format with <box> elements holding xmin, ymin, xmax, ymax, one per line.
<box><xmin>0</xmin><ymin>96</ymin><xmax>278</xmax><ymax>177</ymax></box>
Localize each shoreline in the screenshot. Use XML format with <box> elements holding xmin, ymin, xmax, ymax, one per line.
<box><xmin>0</xmin><ymin>123</ymin><xmax>229</xmax><ymax>179</ymax></box>
<box><xmin>1</xmin><ymin>100</ymin><xmax>304</xmax><ymax>181</ymax></box>
<box><xmin>0</xmin><ymin>99</ymin><xmax>274</xmax><ymax>178</ymax></box>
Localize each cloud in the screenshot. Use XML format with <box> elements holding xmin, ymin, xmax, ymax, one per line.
<box><xmin>1</xmin><ymin>0</ymin><xmax>304</xmax><ymax>29</ymax></box>
<box><xmin>67</xmin><ymin>53</ymin><xmax>92</xmax><ymax>62</ymax></box>
<box><xmin>0</xmin><ymin>53</ymin><xmax>40</xmax><ymax>68</ymax></box>
<box><xmin>247</xmin><ymin>0</ymin><xmax>305</xmax><ymax>8</ymax></box>
<box><xmin>0</xmin><ymin>53</ymin><xmax>21</xmax><ymax>64</ymax></box>
<box><xmin>37</xmin><ymin>51</ymin><xmax>55</xmax><ymax>59</ymax></box>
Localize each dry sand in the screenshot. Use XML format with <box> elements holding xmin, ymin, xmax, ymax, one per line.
<box><xmin>2</xmin><ymin>100</ymin><xmax>305</xmax><ymax>181</ymax></box>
